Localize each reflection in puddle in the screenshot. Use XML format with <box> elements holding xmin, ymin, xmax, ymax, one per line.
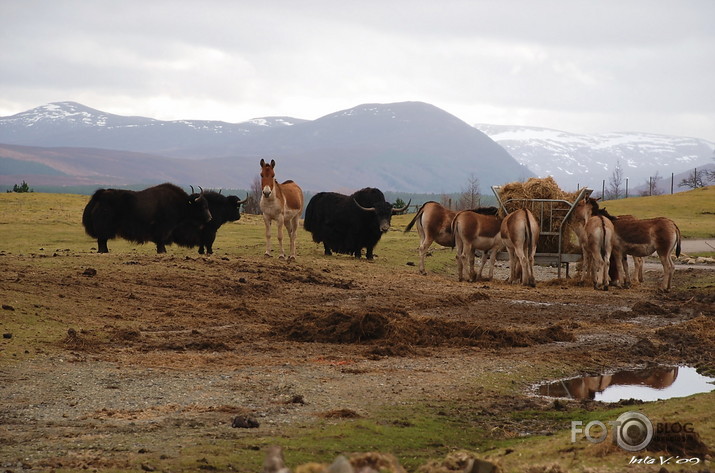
<box><xmin>537</xmin><ymin>366</ymin><xmax>715</xmax><ymax>402</ymax></box>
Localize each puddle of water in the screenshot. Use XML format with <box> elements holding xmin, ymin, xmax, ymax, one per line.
<box><xmin>536</xmin><ymin>366</ymin><xmax>715</xmax><ymax>402</ymax></box>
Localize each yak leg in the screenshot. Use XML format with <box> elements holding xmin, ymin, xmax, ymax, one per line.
<box><xmin>263</xmin><ymin>215</ymin><xmax>273</xmax><ymax>257</ymax></box>
<box><xmin>97</xmin><ymin>239</ymin><xmax>109</xmax><ymax>254</ymax></box>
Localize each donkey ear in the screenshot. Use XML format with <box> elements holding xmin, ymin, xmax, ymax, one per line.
<box><xmin>270</xmin><ymin>159</ymin><xmax>276</xmax><ymax>168</ymax></box>
<box><xmin>260</xmin><ymin>158</ymin><xmax>266</xmax><ymax>167</ymax></box>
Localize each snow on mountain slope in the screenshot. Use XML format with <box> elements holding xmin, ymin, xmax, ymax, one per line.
<box><xmin>475</xmin><ymin>124</ymin><xmax>715</xmax><ymax>191</ymax></box>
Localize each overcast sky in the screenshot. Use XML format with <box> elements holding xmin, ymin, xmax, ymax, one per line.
<box><xmin>1</xmin><ymin>1</ymin><xmax>714</xmax><ymax>141</ymax></box>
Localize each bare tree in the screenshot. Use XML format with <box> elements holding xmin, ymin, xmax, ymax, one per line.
<box><xmin>456</xmin><ymin>174</ymin><xmax>481</xmax><ymax>210</ymax></box>
<box><xmin>440</xmin><ymin>194</ymin><xmax>453</xmax><ymax>210</ymax></box>
<box><xmin>679</xmin><ymin>168</ymin><xmax>707</xmax><ymax>190</ymax></box>
<box><xmin>640</xmin><ymin>171</ymin><xmax>664</xmax><ymax>196</ymax></box>
<box><xmin>606</xmin><ymin>160</ymin><xmax>625</xmax><ymax>200</ymax></box>
<box><xmin>243</xmin><ymin>175</ymin><xmax>263</xmax><ymax>214</ymax></box>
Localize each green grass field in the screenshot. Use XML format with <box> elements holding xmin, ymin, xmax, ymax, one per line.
<box><xmin>601</xmin><ymin>185</ymin><xmax>715</xmax><ymax>238</ymax></box>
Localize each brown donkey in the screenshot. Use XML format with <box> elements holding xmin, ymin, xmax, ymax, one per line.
<box><xmin>259</xmin><ymin>159</ymin><xmax>304</xmax><ymax>260</ymax></box>
<box><xmin>500</xmin><ymin>208</ymin><xmax>540</xmax><ymax>287</ymax></box>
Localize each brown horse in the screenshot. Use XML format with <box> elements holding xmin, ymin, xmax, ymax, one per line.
<box><xmin>452</xmin><ymin>209</ymin><xmax>503</xmax><ymax>282</ymax></box>
<box><xmin>403</xmin><ymin>201</ymin><xmax>457</xmax><ymax>275</ymax></box>
<box><xmin>500</xmin><ymin>208</ymin><xmax>540</xmax><ymax>287</ymax></box>
<box><xmin>584</xmin><ymin>215</ymin><xmax>616</xmax><ymax>290</ymax></box>
<box><xmin>611</xmin><ymin>215</ymin><xmax>681</xmax><ymax>291</ymax></box>
<box><xmin>259</xmin><ymin>159</ymin><xmax>304</xmax><ymax>260</ymax></box>
<box><xmin>575</xmin><ymin>198</ymin><xmax>681</xmax><ymax>291</ymax></box>
<box><xmin>571</xmin><ymin>198</ymin><xmax>620</xmax><ymax>289</ymax></box>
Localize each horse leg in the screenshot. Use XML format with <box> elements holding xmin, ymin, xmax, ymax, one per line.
<box><xmin>633</xmin><ymin>256</ymin><xmax>644</xmax><ymax>283</ymax></box>
<box><xmin>467</xmin><ymin>246</ymin><xmax>477</xmax><ymax>282</ymax></box>
<box><xmin>658</xmin><ymin>251</ymin><xmax>675</xmax><ymax>291</ymax></box>
<box><xmin>286</xmin><ymin>215</ymin><xmax>298</xmax><ymax>260</ymax></box>
<box><xmin>506</xmin><ymin>247</ymin><xmax>519</xmax><ymax>284</ymax></box>
<box><xmin>418</xmin><ymin>236</ymin><xmax>433</xmax><ymax>275</ymax></box>
<box><xmin>454</xmin><ymin>237</ymin><xmax>465</xmax><ymax>281</ymax></box>
<box><xmin>263</xmin><ymin>215</ymin><xmax>273</xmax><ymax>257</ymax></box>
<box><xmin>276</xmin><ymin>214</ymin><xmax>286</xmax><ymax>259</ymax></box>
<box><xmin>476</xmin><ymin>250</ymin><xmax>489</xmax><ymax>281</ymax></box>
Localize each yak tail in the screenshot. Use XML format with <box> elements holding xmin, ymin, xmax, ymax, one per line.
<box><xmin>404</xmin><ymin>202</ymin><xmax>430</xmax><ymax>233</ymax></box>
<box><xmin>81</xmin><ymin>189</ymin><xmax>105</xmax><ymax>238</ymax></box>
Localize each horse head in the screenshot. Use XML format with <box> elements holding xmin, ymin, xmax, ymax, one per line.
<box><xmin>260</xmin><ymin>158</ymin><xmax>276</xmax><ymax>198</ymax></box>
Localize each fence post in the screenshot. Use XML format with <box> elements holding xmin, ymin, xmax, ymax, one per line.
<box><xmin>671</xmin><ymin>173</ymin><xmax>674</xmax><ymax>194</ymax></box>
<box><xmin>625</xmin><ymin>178</ymin><xmax>628</xmax><ymax>199</ymax></box>
<box><xmin>601</xmin><ymin>180</ymin><xmax>605</xmax><ymax>199</ymax></box>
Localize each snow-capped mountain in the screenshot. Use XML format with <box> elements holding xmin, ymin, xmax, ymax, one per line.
<box><xmin>475</xmin><ymin>124</ymin><xmax>715</xmax><ymax>191</ymax></box>
<box><xmin>0</xmin><ymin>102</ymin><xmax>306</xmax><ymax>157</ymax></box>
<box><xmin>0</xmin><ymin>101</ymin><xmax>530</xmax><ymax>192</ymax></box>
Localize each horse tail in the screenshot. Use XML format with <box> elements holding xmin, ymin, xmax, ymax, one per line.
<box><xmin>674</xmin><ymin>222</ymin><xmax>682</xmax><ymax>258</ymax></box>
<box><xmin>523</xmin><ymin>209</ymin><xmax>533</xmax><ymax>256</ymax></box>
<box><xmin>600</xmin><ymin>216</ymin><xmax>607</xmax><ymax>261</ymax></box>
<box><xmin>404</xmin><ymin>202</ymin><xmax>428</xmax><ymax>233</ymax></box>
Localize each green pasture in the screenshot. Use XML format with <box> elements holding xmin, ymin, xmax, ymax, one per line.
<box><xmin>0</xmin><ymin>192</ymin><xmax>456</xmax><ymax>274</ymax></box>
<box><xmin>601</xmin><ymin>185</ymin><xmax>715</xmax><ymax>238</ymax></box>
<box><xmin>2</xmin><ymin>190</ymin><xmax>714</xmax><ymax>473</ymax></box>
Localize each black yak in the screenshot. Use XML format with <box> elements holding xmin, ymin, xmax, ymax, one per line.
<box><xmin>82</xmin><ymin>183</ymin><xmax>212</xmax><ymax>253</ymax></box>
<box><xmin>171</xmin><ymin>191</ymin><xmax>247</xmax><ymax>254</ymax></box>
<box><xmin>304</xmin><ymin>187</ymin><xmax>409</xmax><ymax>260</ymax></box>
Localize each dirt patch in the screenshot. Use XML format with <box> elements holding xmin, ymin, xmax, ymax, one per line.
<box><xmin>285</xmin><ymin>310</ymin><xmax>574</xmax><ymax>349</ymax></box>
<box><xmin>1</xmin><ymin>251</ymin><xmax>713</xmax><ymax>472</ymax></box>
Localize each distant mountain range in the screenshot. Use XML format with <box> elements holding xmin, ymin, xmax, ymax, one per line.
<box><xmin>475</xmin><ymin>124</ymin><xmax>714</xmax><ymax>191</ymax></box>
<box><xmin>1</xmin><ymin>101</ymin><xmax>713</xmax><ymax>194</ymax></box>
<box><xmin>0</xmin><ymin>101</ymin><xmax>529</xmax><ymax>193</ymax></box>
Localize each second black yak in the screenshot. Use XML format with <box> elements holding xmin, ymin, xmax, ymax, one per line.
<box><xmin>304</xmin><ymin>187</ymin><xmax>409</xmax><ymax>260</ymax></box>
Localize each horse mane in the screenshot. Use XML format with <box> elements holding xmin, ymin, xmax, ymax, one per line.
<box><xmin>468</xmin><ymin>206</ymin><xmax>499</xmax><ymax>216</ymax></box>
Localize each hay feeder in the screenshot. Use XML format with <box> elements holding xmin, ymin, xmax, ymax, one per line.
<box><xmin>491</xmin><ymin>180</ymin><xmax>592</xmax><ymax>278</ymax></box>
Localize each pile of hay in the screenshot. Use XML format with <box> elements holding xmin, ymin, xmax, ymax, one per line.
<box><xmin>498</xmin><ymin>177</ymin><xmax>581</xmax><ymax>253</ymax></box>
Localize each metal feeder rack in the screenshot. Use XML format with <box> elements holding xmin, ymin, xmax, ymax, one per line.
<box><xmin>490</xmin><ymin>186</ymin><xmax>593</xmax><ymax>278</ymax></box>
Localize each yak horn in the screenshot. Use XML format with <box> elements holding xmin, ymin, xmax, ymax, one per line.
<box><xmin>198</xmin><ymin>186</ymin><xmax>204</xmax><ymax>195</ymax></box>
<box><xmin>237</xmin><ymin>194</ymin><xmax>249</xmax><ymax>205</ymax></box>
<box><xmin>392</xmin><ymin>199</ymin><xmax>411</xmax><ymax>215</ymax></box>
<box><xmin>353</xmin><ymin>199</ymin><xmax>376</xmax><ymax>212</ymax></box>
<box><xmin>190</xmin><ymin>185</ymin><xmax>195</xmax><ymax>194</ymax></box>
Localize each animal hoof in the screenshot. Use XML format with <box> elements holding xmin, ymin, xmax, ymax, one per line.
<box><xmin>264</xmin><ymin>253</ymin><xmax>272</xmax><ymax>258</ymax></box>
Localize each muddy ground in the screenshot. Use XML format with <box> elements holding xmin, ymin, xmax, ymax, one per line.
<box><xmin>1</xmin><ymin>249</ymin><xmax>714</xmax><ymax>472</ymax></box>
